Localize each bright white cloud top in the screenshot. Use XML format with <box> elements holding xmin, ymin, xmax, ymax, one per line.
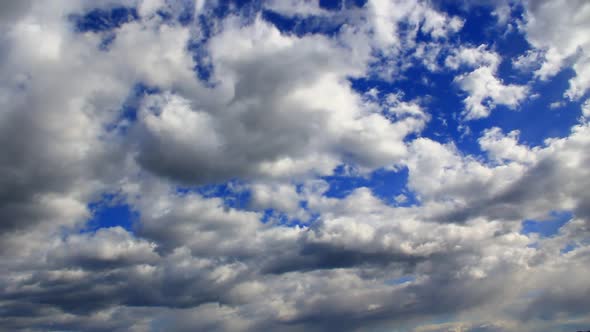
<box><xmin>0</xmin><ymin>1</ymin><xmax>589</xmax><ymax>331</ymax></box>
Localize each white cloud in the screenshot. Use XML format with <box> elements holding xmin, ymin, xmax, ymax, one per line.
<box><xmin>127</xmin><ymin>16</ymin><xmax>428</xmax><ymax>183</ymax></box>
<box><xmin>582</xmin><ymin>99</ymin><xmax>590</xmax><ymax>118</ymax></box>
<box><xmin>263</xmin><ymin>0</ymin><xmax>329</xmax><ymax>17</ymax></box>
<box><xmin>361</xmin><ymin>0</ymin><xmax>463</xmax><ymax>79</ymax></box>
<box><xmin>479</xmin><ymin>127</ymin><xmax>537</xmax><ymax>164</ymax></box>
<box><xmin>48</xmin><ymin>227</ymin><xmax>159</xmax><ymax>268</ymax></box>
<box><xmin>512</xmin><ymin>49</ymin><xmax>543</xmax><ymax>72</ymax></box>
<box><xmin>1</xmin><ymin>1</ymin><xmax>589</xmax><ymax>332</ymax></box>
<box><xmin>445</xmin><ymin>44</ymin><xmax>501</xmax><ymax>70</ymax></box>
<box><xmin>454</xmin><ymin>66</ymin><xmax>529</xmax><ymax>119</ymax></box>
<box><xmin>521</xmin><ymin>0</ymin><xmax>590</xmax><ymax>99</ymax></box>
<box><xmin>250</xmin><ymin>182</ymin><xmax>301</xmax><ymax>214</ymax></box>
<box><xmin>445</xmin><ymin>45</ymin><xmax>529</xmax><ymax>120</ymax></box>
<box><xmin>549</xmin><ymin>101</ymin><xmax>564</xmax><ymax>109</ymax></box>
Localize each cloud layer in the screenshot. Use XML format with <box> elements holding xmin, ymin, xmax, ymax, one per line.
<box><xmin>1</xmin><ymin>1</ymin><xmax>589</xmax><ymax>331</ymax></box>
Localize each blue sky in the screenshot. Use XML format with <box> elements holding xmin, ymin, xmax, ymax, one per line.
<box><xmin>1</xmin><ymin>1</ymin><xmax>590</xmax><ymax>331</ymax></box>
<box><xmin>88</xmin><ymin>0</ymin><xmax>583</xmax><ymax>234</ymax></box>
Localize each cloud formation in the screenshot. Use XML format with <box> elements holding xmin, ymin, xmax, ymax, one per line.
<box><xmin>0</xmin><ymin>1</ymin><xmax>589</xmax><ymax>331</ymax></box>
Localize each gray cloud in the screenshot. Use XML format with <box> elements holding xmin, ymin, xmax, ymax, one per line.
<box><xmin>1</xmin><ymin>1</ymin><xmax>589</xmax><ymax>331</ymax></box>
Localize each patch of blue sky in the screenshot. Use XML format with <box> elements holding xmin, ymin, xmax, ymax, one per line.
<box><xmin>84</xmin><ymin>194</ymin><xmax>138</xmax><ymax>233</ymax></box>
<box><xmin>260</xmin><ymin>0</ymin><xmax>367</xmax><ymax>36</ymax></box>
<box><xmin>495</xmin><ymin>37</ymin><xmax>532</xmax><ymax>85</ymax></box>
<box><xmin>261</xmin><ymin>10</ymin><xmax>345</xmax><ymax>37</ymax></box>
<box><xmin>177</xmin><ymin>180</ymin><xmax>252</xmax><ymax>210</ymax></box>
<box><xmin>189</xmin><ymin>1</ymin><xmax>263</xmax><ymax>84</ymax></box>
<box><xmin>189</xmin><ymin>47</ymin><xmax>215</xmax><ymax>84</ymax></box>
<box><xmin>446</xmin><ymin>3</ymin><xmax>583</xmax><ymax>149</ymax></box>
<box><xmin>322</xmin><ymin>166</ymin><xmax>418</xmax><ymax>206</ymax></box>
<box><xmin>178</xmin><ymin>182</ymin><xmax>318</xmax><ymax>227</ymax></box>
<box><xmin>521</xmin><ymin>210</ymin><xmax>574</xmax><ymax>238</ymax></box>
<box><xmin>155</xmin><ymin>0</ymin><xmax>195</xmax><ymax>26</ymax></box>
<box><xmin>261</xmin><ymin>209</ymin><xmax>313</xmax><ymax>227</ymax></box>
<box><xmin>385</xmin><ymin>275</ymin><xmax>416</xmax><ymax>285</ymax></box>
<box><xmin>106</xmin><ymin>83</ymin><xmax>161</xmax><ymax>134</ymax></box>
<box><xmin>394</xmin><ymin>1</ymin><xmax>560</xmax><ymax>156</ymax></box>
<box><xmin>298</xmin><ymin>200</ymin><xmax>321</xmax><ymax>225</ymax></box>
<box><xmin>70</xmin><ymin>6</ymin><xmax>138</xmax><ymax>33</ymax></box>
<box><xmin>210</xmin><ymin>0</ymin><xmax>262</xmax><ymax>20</ymax></box>
<box><xmin>561</xmin><ymin>243</ymin><xmax>577</xmax><ymax>254</ymax></box>
<box><xmin>357</xmin><ymin>24</ymin><xmax>584</xmax><ymax>161</ymax></box>
<box><xmin>318</xmin><ymin>0</ymin><xmax>345</xmax><ymax>11</ymax></box>
<box><xmin>69</xmin><ymin>6</ymin><xmax>139</xmax><ymax>50</ymax></box>
<box><xmin>350</xmin><ymin>69</ymin><xmax>481</xmax><ymax>157</ymax></box>
<box><xmin>318</xmin><ymin>0</ymin><xmax>367</xmax><ymax>11</ymax></box>
<box><xmin>71</xmin><ymin>3</ymin><xmax>196</xmax><ymax>50</ymax></box>
<box><xmin>482</xmin><ymin>68</ymin><xmax>583</xmax><ymax>147</ymax></box>
<box><xmin>97</xmin><ymin>33</ymin><xmax>117</xmax><ymax>51</ymax></box>
<box><xmin>561</xmin><ymin>236</ymin><xmax>590</xmax><ymax>254</ymax></box>
<box><xmin>442</xmin><ymin>1</ymin><xmax>503</xmax><ymax>46</ymax></box>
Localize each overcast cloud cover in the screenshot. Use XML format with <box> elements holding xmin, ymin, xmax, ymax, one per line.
<box><xmin>1</xmin><ymin>0</ymin><xmax>589</xmax><ymax>331</ymax></box>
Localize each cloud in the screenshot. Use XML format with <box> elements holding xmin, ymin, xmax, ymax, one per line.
<box><xmin>0</xmin><ymin>1</ymin><xmax>589</xmax><ymax>331</ymax></box>
<box><xmin>583</xmin><ymin>99</ymin><xmax>590</xmax><ymax>118</ymax></box>
<box><xmin>520</xmin><ymin>0</ymin><xmax>590</xmax><ymax>99</ymax></box>
<box><xmin>445</xmin><ymin>45</ymin><xmax>529</xmax><ymax>120</ymax></box>
<box><xmin>263</xmin><ymin>0</ymin><xmax>330</xmax><ymax>17</ymax></box>
<box><xmin>128</xmin><ymin>16</ymin><xmax>428</xmax><ymax>184</ymax></box>
<box><xmin>478</xmin><ymin>127</ymin><xmax>537</xmax><ymax>164</ymax></box>
<box><xmin>367</xmin><ymin>0</ymin><xmax>463</xmax><ymax>53</ymax></box>
<box><xmin>0</xmin><ymin>0</ymin><xmax>32</xmax><ymax>26</ymax></box>
<box><xmin>432</xmin><ymin>123</ymin><xmax>590</xmax><ymax>224</ymax></box>
<box><xmin>0</xmin><ymin>1</ymin><xmax>134</xmax><ymax>253</ymax></box>
<box><xmin>445</xmin><ymin>44</ymin><xmax>500</xmax><ymax>70</ymax></box>
<box><xmin>455</xmin><ymin>66</ymin><xmax>528</xmax><ymax>119</ymax></box>
<box><xmin>47</xmin><ymin>227</ymin><xmax>159</xmax><ymax>270</ymax></box>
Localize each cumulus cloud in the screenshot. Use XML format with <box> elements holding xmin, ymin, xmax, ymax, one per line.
<box><xmin>445</xmin><ymin>45</ymin><xmax>500</xmax><ymax>70</ymax></box>
<box><xmin>446</xmin><ymin>45</ymin><xmax>528</xmax><ymax>120</ymax></box>
<box><xmin>126</xmin><ymin>15</ymin><xmax>430</xmax><ymax>184</ymax></box>
<box><xmin>583</xmin><ymin>99</ymin><xmax>590</xmax><ymax>118</ymax></box>
<box><xmin>520</xmin><ymin>0</ymin><xmax>590</xmax><ymax>99</ymax></box>
<box><xmin>0</xmin><ymin>1</ymin><xmax>589</xmax><ymax>331</ymax></box>
<box><xmin>454</xmin><ymin>66</ymin><xmax>528</xmax><ymax>119</ymax></box>
<box><xmin>478</xmin><ymin>127</ymin><xmax>537</xmax><ymax>164</ymax></box>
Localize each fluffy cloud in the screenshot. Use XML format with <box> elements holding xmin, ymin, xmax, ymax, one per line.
<box><xmin>521</xmin><ymin>0</ymin><xmax>590</xmax><ymax>99</ymax></box>
<box><xmin>0</xmin><ymin>2</ymin><xmax>131</xmax><ymax>254</ymax></box>
<box><xmin>367</xmin><ymin>0</ymin><xmax>463</xmax><ymax>52</ymax></box>
<box><xmin>455</xmin><ymin>66</ymin><xmax>528</xmax><ymax>119</ymax></box>
<box><xmin>0</xmin><ymin>1</ymin><xmax>589</xmax><ymax>332</ymax></box>
<box><xmin>445</xmin><ymin>45</ymin><xmax>500</xmax><ymax>70</ymax></box>
<box><xmin>129</xmin><ymin>16</ymin><xmax>428</xmax><ymax>184</ymax></box>
<box><xmin>583</xmin><ymin>99</ymin><xmax>590</xmax><ymax>118</ymax></box>
<box><xmin>478</xmin><ymin>127</ymin><xmax>537</xmax><ymax>164</ymax></box>
<box><xmin>446</xmin><ymin>45</ymin><xmax>529</xmax><ymax>120</ymax></box>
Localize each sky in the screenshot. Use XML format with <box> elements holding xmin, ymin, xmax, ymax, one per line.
<box><xmin>0</xmin><ymin>0</ymin><xmax>590</xmax><ymax>331</ymax></box>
